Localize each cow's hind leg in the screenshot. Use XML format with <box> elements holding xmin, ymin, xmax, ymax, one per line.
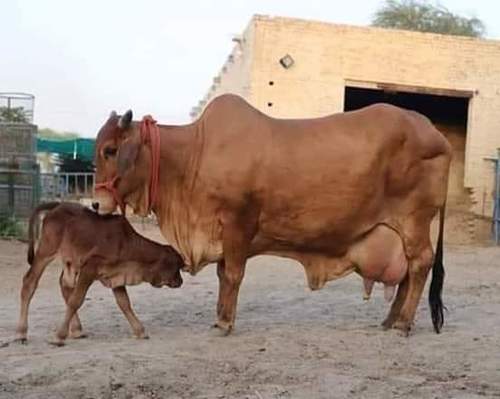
<box><xmin>382</xmin><ymin>211</ymin><xmax>437</xmax><ymax>334</ymax></box>
<box><xmin>391</xmin><ymin>245</ymin><xmax>433</xmax><ymax>335</ymax></box>
<box><xmin>112</xmin><ymin>286</ymin><xmax>148</xmax><ymax>339</ymax></box>
<box><xmin>59</xmin><ymin>270</ymin><xmax>86</xmax><ymax>339</ymax></box>
<box><xmin>51</xmin><ymin>266</ymin><xmax>95</xmax><ymax>346</ymax></box>
<box><xmin>382</xmin><ymin>276</ymin><xmax>409</xmax><ymax>329</ymax></box>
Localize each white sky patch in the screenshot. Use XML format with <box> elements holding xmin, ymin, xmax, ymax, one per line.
<box><xmin>1</xmin><ymin>0</ymin><xmax>498</xmax><ymax>137</ymax></box>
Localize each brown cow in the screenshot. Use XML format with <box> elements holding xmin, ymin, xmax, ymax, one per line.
<box><xmin>92</xmin><ymin>94</ymin><xmax>451</xmax><ymax>336</ymax></box>
<box><xmin>16</xmin><ymin>202</ymin><xmax>184</xmax><ymax>345</ymax></box>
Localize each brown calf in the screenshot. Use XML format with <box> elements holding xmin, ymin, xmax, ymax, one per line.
<box><xmin>16</xmin><ymin>202</ymin><xmax>184</xmax><ymax>345</ymax></box>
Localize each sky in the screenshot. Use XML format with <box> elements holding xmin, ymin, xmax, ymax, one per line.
<box><xmin>1</xmin><ymin>0</ymin><xmax>499</xmax><ymax>138</ymax></box>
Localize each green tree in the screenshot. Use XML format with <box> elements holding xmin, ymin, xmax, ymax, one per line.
<box><xmin>372</xmin><ymin>0</ymin><xmax>485</xmax><ymax>38</ymax></box>
<box><xmin>0</xmin><ymin>106</ymin><xmax>28</xmax><ymax>123</ymax></box>
<box><xmin>38</xmin><ymin>128</ymin><xmax>80</xmax><ymax>141</ymax></box>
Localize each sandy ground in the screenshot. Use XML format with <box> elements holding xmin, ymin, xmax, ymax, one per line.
<box><xmin>1</xmin><ymin>224</ymin><xmax>500</xmax><ymax>399</ymax></box>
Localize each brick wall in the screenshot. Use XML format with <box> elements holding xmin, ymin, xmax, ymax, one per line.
<box><xmin>194</xmin><ymin>15</ymin><xmax>500</xmax><ymax>219</ymax></box>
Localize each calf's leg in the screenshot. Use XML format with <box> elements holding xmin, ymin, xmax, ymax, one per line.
<box><xmin>16</xmin><ymin>252</ymin><xmax>56</xmax><ymax>342</ymax></box>
<box><xmin>112</xmin><ymin>286</ymin><xmax>148</xmax><ymax>339</ymax></box>
<box><xmin>16</xmin><ymin>219</ymin><xmax>62</xmax><ymax>342</ymax></box>
<box><xmin>52</xmin><ymin>267</ymin><xmax>95</xmax><ymax>346</ymax></box>
<box><xmin>59</xmin><ymin>270</ymin><xmax>86</xmax><ymax>338</ymax></box>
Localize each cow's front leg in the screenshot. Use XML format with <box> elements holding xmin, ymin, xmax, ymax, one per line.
<box><xmin>214</xmin><ymin>213</ymin><xmax>255</xmax><ymax>335</ymax></box>
<box><xmin>214</xmin><ymin>257</ymin><xmax>246</xmax><ymax>335</ymax></box>
<box><xmin>51</xmin><ymin>267</ymin><xmax>95</xmax><ymax>346</ymax></box>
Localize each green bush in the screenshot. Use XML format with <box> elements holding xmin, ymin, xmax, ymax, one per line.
<box><xmin>0</xmin><ymin>215</ymin><xmax>25</xmax><ymax>239</ymax></box>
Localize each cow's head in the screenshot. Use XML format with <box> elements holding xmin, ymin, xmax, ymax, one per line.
<box><xmin>93</xmin><ymin>110</ymin><xmax>152</xmax><ymax>216</ymax></box>
<box><xmin>148</xmin><ymin>246</ymin><xmax>184</xmax><ymax>289</ymax></box>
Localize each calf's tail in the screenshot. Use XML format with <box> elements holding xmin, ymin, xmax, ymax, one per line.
<box><xmin>27</xmin><ymin>202</ymin><xmax>61</xmax><ymax>265</ymax></box>
<box><xmin>429</xmin><ymin>202</ymin><xmax>446</xmax><ymax>334</ymax></box>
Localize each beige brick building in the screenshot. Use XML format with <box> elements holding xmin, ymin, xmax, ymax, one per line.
<box><xmin>192</xmin><ymin>15</ymin><xmax>500</xmax><ymax>240</ymax></box>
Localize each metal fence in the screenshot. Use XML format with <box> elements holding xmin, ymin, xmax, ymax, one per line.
<box><xmin>0</xmin><ymin>170</ymin><xmax>96</xmax><ymax>218</ymax></box>
<box><xmin>486</xmin><ymin>150</ymin><xmax>500</xmax><ymax>244</ymax></box>
<box><xmin>0</xmin><ymin>169</ymin><xmax>39</xmax><ymax>218</ymax></box>
<box><xmin>0</xmin><ymin>119</ymin><xmax>38</xmax><ymax>218</ymax></box>
<box><xmin>39</xmin><ymin>172</ymin><xmax>94</xmax><ymax>201</ymax></box>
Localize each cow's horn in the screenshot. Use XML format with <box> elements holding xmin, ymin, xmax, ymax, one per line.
<box><xmin>118</xmin><ymin>110</ymin><xmax>133</xmax><ymax>130</ymax></box>
<box><xmin>109</xmin><ymin>110</ymin><xmax>117</xmax><ymax>118</ymax></box>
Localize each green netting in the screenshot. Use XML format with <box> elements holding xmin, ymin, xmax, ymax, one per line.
<box><xmin>37</xmin><ymin>138</ymin><xmax>95</xmax><ymax>160</ymax></box>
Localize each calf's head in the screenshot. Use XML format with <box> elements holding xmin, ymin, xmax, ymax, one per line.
<box><xmin>93</xmin><ymin>110</ymin><xmax>152</xmax><ymax>216</ymax></box>
<box><xmin>147</xmin><ymin>246</ymin><xmax>184</xmax><ymax>289</ymax></box>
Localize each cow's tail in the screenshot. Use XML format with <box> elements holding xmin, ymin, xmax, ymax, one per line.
<box><xmin>429</xmin><ymin>202</ymin><xmax>446</xmax><ymax>334</ymax></box>
<box><xmin>27</xmin><ymin>202</ymin><xmax>60</xmax><ymax>265</ymax></box>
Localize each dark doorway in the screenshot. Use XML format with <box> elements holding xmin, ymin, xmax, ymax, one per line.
<box><xmin>344</xmin><ymin>85</ymin><xmax>471</xmax><ymax>221</ymax></box>
<box><xmin>344</xmin><ymin>86</ymin><xmax>469</xmax><ymax>127</ymax></box>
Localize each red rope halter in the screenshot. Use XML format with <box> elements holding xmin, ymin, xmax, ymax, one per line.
<box><xmin>140</xmin><ymin>115</ymin><xmax>161</xmax><ymax>212</ymax></box>
<box><xmin>94</xmin><ymin>115</ymin><xmax>161</xmax><ymax>215</ymax></box>
<box><xmin>94</xmin><ymin>175</ymin><xmax>125</xmax><ymax>214</ymax></box>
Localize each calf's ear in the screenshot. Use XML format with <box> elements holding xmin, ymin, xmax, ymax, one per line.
<box><xmin>117</xmin><ymin>137</ymin><xmax>141</xmax><ymax>177</ymax></box>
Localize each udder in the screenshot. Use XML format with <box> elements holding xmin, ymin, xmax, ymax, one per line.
<box><xmin>347</xmin><ymin>225</ymin><xmax>408</xmax><ymax>302</ymax></box>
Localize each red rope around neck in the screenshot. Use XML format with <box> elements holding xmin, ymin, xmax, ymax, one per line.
<box><xmin>140</xmin><ymin>115</ymin><xmax>161</xmax><ymax>213</ymax></box>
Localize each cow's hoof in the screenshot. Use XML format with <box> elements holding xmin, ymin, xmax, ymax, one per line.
<box><xmin>381</xmin><ymin>318</ymin><xmax>395</xmax><ymax>330</ymax></box>
<box><xmin>14</xmin><ymin>337</ymin><xmax>27</xmax><ymax>345</ymax></box>
<box><xmin>212</xmin><ymin>321</ymin><xmax>233</xmax><ymax>336</ymax></box>
<box><xmin>392</xmin><ymin>320</ymin><xmax>412</xmax><ymax>337</ymax></box>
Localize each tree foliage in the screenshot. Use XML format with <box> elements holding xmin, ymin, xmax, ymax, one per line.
<box><xmin>0</xmin><ymin>215</ymin><xmax>25</xmax><ymax>239</ymax></box>
<box><xmin>38</xmin><ymin>128</ymin><xmax>80</xmax><ymax>141</ymax></box>
<box><xmin>372</xmin><ymin>0</ymin><xmax>485</xmax><ymax>38</ymax></box>
<box><xmin>0</xmin><ymin>107</ymin><xmax>28</xmax><ymax>123</ymax></box>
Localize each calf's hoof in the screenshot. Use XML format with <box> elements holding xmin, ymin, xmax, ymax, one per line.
<box><xmin>14</xmin><ymin>329</ymin><xmax>27</xmax><ymax>343</ymax></box>
<box><xmin>49</xmin><ymin>338</ymin><xmax>66</xmax><ymax>347</ymax></box>
<box><xmin>14</xmin><ymin>337</ymin><xmax>27</xmax><ymax>345</ymax></box>
<box><xmin>69</xmin><ymin>331</ymin><xmax>88</xmax><ymax>339</ymax></box>
<box><xmin>134</xmin><ymin>332</ymin><xmax>149</xmax><ymax>340</ymax></box>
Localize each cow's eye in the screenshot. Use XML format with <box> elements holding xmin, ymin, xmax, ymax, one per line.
<box><xmin>103</xmin><ymin>147</ymin><xmax>117</xmax><ymax>159</ymax></box>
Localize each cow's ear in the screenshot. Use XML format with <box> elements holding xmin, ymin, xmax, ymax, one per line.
<box><xmin>117</xmin><ymin>137</ymin><xmax>140</xmax><ymax>177</ymax></box>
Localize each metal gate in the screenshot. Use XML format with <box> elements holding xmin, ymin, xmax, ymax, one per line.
<box><xmin>39</xmin><ymin>172</ymin><xmax>95</xmax><ymax>201</ymax></box>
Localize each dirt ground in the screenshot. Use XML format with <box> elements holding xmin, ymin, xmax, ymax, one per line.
<box><xmin>1</xmin><ymin>224</ymin><xmax>500</xmax><ymax>399</ymax></box>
